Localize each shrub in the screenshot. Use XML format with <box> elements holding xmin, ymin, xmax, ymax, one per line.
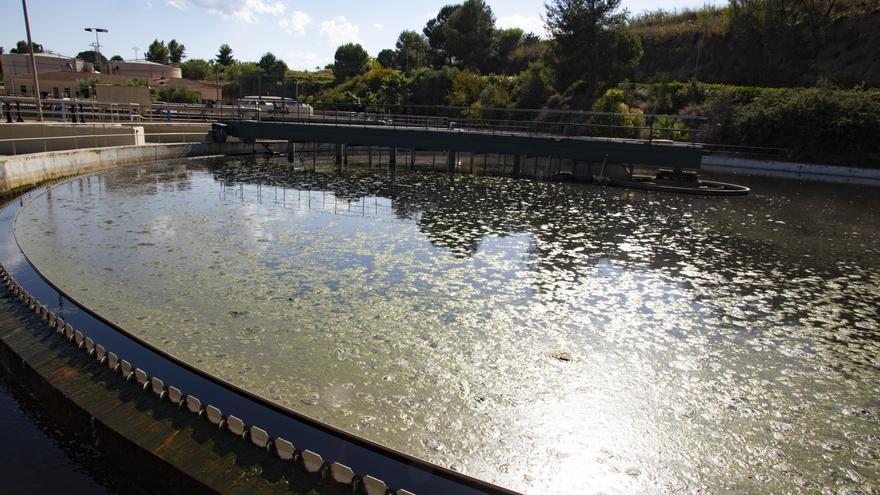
<box><xmin>590</xmin><ymin>88</ymin><xmax>645</xmax><ymax>138</ymax></box>
<box><xmin>652</xmin><ymin>115</ymin><xmax>689</xmax><ymax>141</ymax></box>
<box><xmin>155</xmin><ymin>86</ymin><xmax>202</xmax><ymax>104</ymax></box>
<box><xmin>729</xmin><ymin>87</ymin><xmax>880</xmax><ymax>165</ymax></box>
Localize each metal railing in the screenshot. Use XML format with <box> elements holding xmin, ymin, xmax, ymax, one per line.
<box><xmin>2</xmin><ymin>96</ymin><xmax>704</xmax><ymax>142</ymax></box>
<box><xmin>259</xmin><ymin>101</ymin><xmax>707</xmax><ymax>145</ymax></box>
<box><xmin>1</xmin><ymin>95</ymin><xmax>231</xmax><ymax>123</ymax></box>
<box><xmin>2</xmin><ymin>96</ymin><xmax>792</xmax><ymax>159</ymax></box>
<box><xmin>0</xmin><ymin>130</ymin><xmax>208</xmax><ymax>155</ymax></box>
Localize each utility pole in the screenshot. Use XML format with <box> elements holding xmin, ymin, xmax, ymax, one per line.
<box><xmin>22</xmin><ymin>0</ymin><xmax>43</xmax><ymax>121</ymax></box>
<box><xmin>215</xmin><ymin>65</ymin><xmax>220</xmax><ymax>102</ymax></box>
<box><xmin>132</xmin><ymin>46</ymin><xmax>139</xmax><ymax>61</ymax></box>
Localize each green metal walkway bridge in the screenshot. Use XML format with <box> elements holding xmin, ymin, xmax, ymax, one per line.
<box><xmin>222</xmin><ymin>103</ymin><xmax>703</xmax><ymax>175</ymax></box>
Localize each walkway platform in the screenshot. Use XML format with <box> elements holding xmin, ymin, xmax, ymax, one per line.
<box><xmin>225</xmin><ymin>120</ymin><xmax>703</xmax><ymax>170</ymax></box>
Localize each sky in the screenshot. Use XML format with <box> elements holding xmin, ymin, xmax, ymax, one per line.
<box><xmin>2</xmin><ymin>0</ymin><xmax>724</xmax><ymax>71</ymax></box>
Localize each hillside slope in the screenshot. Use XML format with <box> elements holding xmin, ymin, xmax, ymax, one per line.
<box><xmin>632</xmin><ymin>8</ymin><xmax>879</xmax><ymax>87</ymax></box>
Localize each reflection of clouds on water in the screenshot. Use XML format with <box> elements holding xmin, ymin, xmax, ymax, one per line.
<box><xmin>14</xmin><ymin>158</ymin><xmax>880</xmax><ymax>494</ymax></box>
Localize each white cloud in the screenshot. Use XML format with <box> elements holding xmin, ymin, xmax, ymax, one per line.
<box><xmin>372</xmin><ymin>23</ymin><xmax>384</xmax><ymax>31</ymax></box>
<box><xmin>167</xmin><ymin>0</ymin><xmax>286</xmax><ymax>23</ymax></box>
<box><xmin>497</xmin><ymin>15</ymin><xmax>547</xmax><ymax>37</ymax></box>
<box><xmin>284</xmin><ymin>52</ymin><xmax>327</xmax><ymax>71</ymax></box>
<box><xmin>279</xmin><ymin>11</ymin><xmax>312</xmax><ymax>36</ymax></box>
<box><xmin>319</xmin><ymin>16</ymin><xmax>361</xmax><ymax>47</ymax></box>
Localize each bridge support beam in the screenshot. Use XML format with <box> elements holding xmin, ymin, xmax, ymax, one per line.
<box><xmin>286</xmin><ymin>141</ymin><xmax>295</xmax><ymax>163</ymax></box>
<box><xmin>447</xmin><ymin>150</ymin><xmax>456</xmax><ymax>174</ymax></box>
<box><xmin>513</xmin><ymin>154</ymin><xmax>522</xmax><ymax>177</ymax></box>
<box><xmin>335</xmin><ymin>143</ymin><xmax>343</xmax><ymax>166</ymax></box>
<box><xmin>389</xmin><ymin>147</ymin><xmax>397</xmax><ymax>173</ymax></box>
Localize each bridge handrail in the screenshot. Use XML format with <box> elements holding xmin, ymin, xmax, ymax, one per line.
<box><xmin>3</xmin><ymin>95</ymin><xmax>705</xmax><ymax>143</ymax></box>
<box><xmin>0</xmin><ymin>132</ymin><xmax>208</xmax><ymax>155</ymax></box>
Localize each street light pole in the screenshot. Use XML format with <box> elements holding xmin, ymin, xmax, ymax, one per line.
<box><xmin>84</xmin><ymin>27</ymin><xmax>108</xmax><ymax>71</ymax></box>
<box><xmin>21</xmin><ymin>0</ymin><xmax>43</xmax><ymax>121</ymax></box>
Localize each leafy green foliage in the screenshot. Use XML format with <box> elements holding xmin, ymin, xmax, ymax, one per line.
<box><xmin>424</xmin><ymin>5</ymin><xmax>460</xmax><ymax>66</ymax></box>
<box><xmin>652</xmin><ymin>116</ymin><xmax>689</xmax><ymax>141</ymax></box>
<box><xmin>486</xmin><ymin>29</ymin><xmax>523</xmax><ymax>75</ymax></box>
<box><xmin>333</xmin><ymin>43</ymin><xmax>371</xmax><ymax>83</ymax></box>
<box><xmin>10</xmin><ymin>40</ymin><xmax>43</xmax><ymax>54</ymax></box>
<box><xmin>216</xmin><ymin>44</ymin><xmax>235</xmax><ymax>66</ymax></box>
<box><xmin>322</xmin><ymin>67</ymin><xmax>401</xmax><ymax>106</ymax></box>
<box><xmin>222</xmin><ymin>62</ymin><xmax>264</xmax><ymax>82</ymax></box>
<box><xmin>77</xmin><ymin>79</ymin><xmax>96</xmax><ymax>98</ymax></box>
<box><xmin>155</xmin><ymin>86</ymin><xmax>202</xmax><ymax>103</ymax></box>
<box><xmin>146</xmin><ymin>39</ymin><xmax>170</xmax><ymax>65</ymax></box>
<box><xmin>167</xmin><ymin>39</ymin><xmax>186</xmax><ymax>65</ymax></box>
<box><xmin>377</xmin><ymin>49</ymin><xmax>396</xmax><ymax>69</ymax></box>
<box><xmin>546</xmin><ymin>0</ymin><xmax>643</xmax><ymax>92</ymax></box>
<box><xmin>374</xmin><ymin>72</ymin><xmax>411</xmax><ymax>106</ymax></box>
<box><xmin>470</xmin><ymin>82</ymin><xmax>513</xmax><ymax>119</ymax></box>
<box><xmin>589</xmin><ymin>88</ymin><xmax>644</xmax><ymax>138</ymax></box>
<box><xmin>448</xmin><ymin>70</ymin><xmax>487</xmax><ymax>107</ymax></box>
<box><xmin>726</xmin><ymin>86</ymin><xmax>880</xmax><ymax>164</ymax></box>
<box><xmin>443</xmin><ymin>0</ymin><xmax>495</xmax><ymax>70</ymax></box>
<box><xmin>144</xmin><ymin>39</ymin><xmax>171</xmax><ymax>64</ymax></box>
<box><xmin>76</xmin><ymin>51</ymin><xmax>108</xmax><ymax>71</ymax></box>
<box><xmin>514</xmin><ymin>62</ymin><xmax>554</xmax><ymax>109</ymax></box>
<box><xmin>258</xmin><ymin>52</ymin><xmax>288</xmax><ymax>75</ymax></box>
<box><xmin>395</xmin><ymin>31</ymin><xmax>431</xmax><ymax>73</ymax></box>
<box><xmin>181</xmin><ymin>59</ymin><xmax>212</xmax><ymax>80</ymax></box>
<box><xmin>408</xmin><ymin>67</ymin><xmax>458</xmax><ymax>106</ymax></box>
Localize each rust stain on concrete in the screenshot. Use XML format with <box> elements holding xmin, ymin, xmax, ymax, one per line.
<box><xmin>154</xmin><ymin>429</ymin><xmax>181</xmax><ymax>454</ymax></box>
<box><xmin>47</xmin><ymin>366</ymin><xmax>78</xmax><ymax>381</ymax></box>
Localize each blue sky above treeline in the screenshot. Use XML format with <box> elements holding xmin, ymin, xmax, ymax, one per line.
<box><xmin>2</xmin><ymin>0</ymin><xmax>723</xmax><ymax>70</ymax></box>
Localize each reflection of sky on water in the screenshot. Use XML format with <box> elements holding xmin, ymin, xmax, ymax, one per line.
<box><xmin>15</xmin><ymin>158</ymin><xmax>880</xmax><ymax>494</ymax></box>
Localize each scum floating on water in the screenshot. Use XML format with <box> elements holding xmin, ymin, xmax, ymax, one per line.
<box><xmin>14</xmin><ymin>157</ymin><xmax>880</xmax><ymax>494</ymax></box>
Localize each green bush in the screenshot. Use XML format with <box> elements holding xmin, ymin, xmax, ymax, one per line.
<box><xmin>181</xmin><ymin>59</ymin><xmax>212</xmax><ymax>80</ymax></box>
<box><xmin>590</xmin><ymin>89</ymin><xmax>645</xmax><ymax>138</ymax></box>
<box><xmin>728</xmin><ymin>87</ymin><xmax>880</xmax><ymax>165</ymax></box>
<box><xmin>653</xmin><ymin>115</ymin><xmax>689</xmax><ymax>141</ymax></box>
<box><xmin>408</xmin><ymin>67</ymin><xmax>458</xmax><ymax>106</ymax></box>
<box><xmin>155</xmin><ymin>86</ymin><xmax>202</xmax><ymax>104</ymax></box>
<box><xmin>318</xmin><ymin>67</ymin><xmax>410</xmax><ymax>109</ymax></box>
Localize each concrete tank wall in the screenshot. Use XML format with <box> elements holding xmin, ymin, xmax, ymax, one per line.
<box><xmin>124</xmin><ymin>122</ymin><xmax>211</xmax><ymax>144</ymax></box>
<box><xmin>0</xmin><ymin>123</ymin><xmax>143</xmax><ymax>155</ymax></box>
<box><xmin>0</xmin><ymin>142</ymin><xmax>267</xmax><ymax>193</ymax></box>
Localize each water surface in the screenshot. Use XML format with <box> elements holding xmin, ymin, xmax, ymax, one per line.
<box><xmin>0</xmin><ymin>366</ymin><xmax>114</xmax><ymax>495</ymax></box>
<box><xmin>14</xmin><ymin>158</ymin><xmax>880</xmax><ymax>493</ymax></box>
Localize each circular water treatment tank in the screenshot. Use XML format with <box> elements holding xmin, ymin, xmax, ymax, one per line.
<box><xmin>12</xmin><ymin>156</ymin><xmax>880</xmax><ymax>494</ymax></box>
